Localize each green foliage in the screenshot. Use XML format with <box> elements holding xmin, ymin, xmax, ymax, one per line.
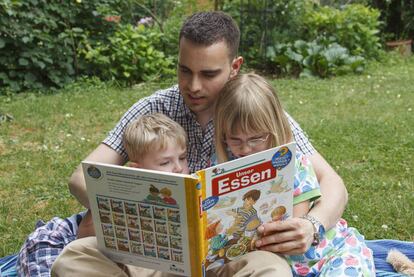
<box><xmin>81</xmin><ymin>24</ymin><xmax>174</xmax><ymax>83</ymax></box>
<box><xmin>223</xmin><ymin>0</ymin><xmax>313</xmax><ymax>67</ymax></box>
<box><xmin>0</xmin><ymin>0</ymin><xmax>129</xmax><ymax>92</ymax></box>
<box><xmin>0</xmin><ymin>0</ymin><xmax>181</xmax><ymax>93</ymax></box>
<box><xmin>267</xmin><ymin>39</ymin><xmax>365</xmax><ymax>78</ymax></box>
<box><xmin>303</xmin><ymin>4</ymin><xmax>382</xmax><ymax>59</ymax></box>
<box><xmin>223</xmin><ymin>1</ymin><xmax>381</xmax><ymax>77</ymax></box>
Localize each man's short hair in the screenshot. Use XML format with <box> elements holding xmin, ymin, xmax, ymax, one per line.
<box><xmin>179</xmin><ymin>11</ymin><xmax>240</xmax><ymax>60</ymax></box>
<box><xmin>123</xmin><ymin>113</ymin><xmax>187</xmax><ymax>162</ymax></box>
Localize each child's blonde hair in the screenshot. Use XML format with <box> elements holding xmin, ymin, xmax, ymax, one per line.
<box><xmin>123</xmin><ymin>113</ymin><xmax>187</xmax><ymax>162</ymax></box>
<box><xmin>214</xmin><ymin>73</ymin><xmax>293</xmax><ymax>163</ymax></box>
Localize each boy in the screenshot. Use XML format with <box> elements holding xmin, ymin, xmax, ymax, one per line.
<box><xmin>17</xmin><ymin>113</ymin><xmax>188</xmax><ymax>276</ymax></box>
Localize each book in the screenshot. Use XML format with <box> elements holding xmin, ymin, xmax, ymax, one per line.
<box><xmin>82</xmin><ymin>142</ymin><xmax>296</xmax><ymax>277</ymax></box>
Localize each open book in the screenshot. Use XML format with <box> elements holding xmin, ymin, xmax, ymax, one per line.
<box><xmin>83</xmin><ymin>142</ymin><xmax>296</xmax><ymax>277</ymax></box>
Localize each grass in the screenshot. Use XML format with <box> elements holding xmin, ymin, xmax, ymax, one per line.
<box><xmin>0</xmin><ymin>55</ymin><xmax>413</xmax><ymax>257</ymax></box>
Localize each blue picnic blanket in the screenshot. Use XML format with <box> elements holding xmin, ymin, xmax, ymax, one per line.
<box><xmin>1</xmin><ymin>239</ymin><xmax>413</xmax><ymax>276</ymax></box>
<box><xmin>0</xmin><ymin>254</ymin><xmax>17</xmax><ymax>277</ymax></box>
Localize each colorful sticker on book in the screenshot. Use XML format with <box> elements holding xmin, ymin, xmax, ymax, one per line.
<box><xmin>128</xmin><ymin>229</ymin><xmax>141</xmax><ymax>242</ymax></box>
<box><xmin>157</xmin><ymin>247</ymin><xmax>171</xmax><ymax>260</ymax></box>
<box><xmin>111</xmin><ymin>199</ymin><xmax>124</xmax><ymax>213</ymax></box>
<box><xmin>104</xmin><ymin>237</ymin><xmax>116</xmax><ymax>249</ymax></box>
<box><xmin>271</xmin><ymin>146</ymin><xmax>292</xmax><ymax>170</ymax></box>
<box><xmin>97</xmin><ymin>197</ymin><xmax>110</xmax><ymax>210</ymax></box>
<box><xmin>124</xmin><ymin>202</ymin><xmax>138</xmax><ymax>215</ymax></box>
<box><xmin>117</xmin><ymin>239</ymin><xmax>130</xmax><ymax>252</ymax></box>
<box><xmin>155</xmin><ymin>220</ymin><xmax>168</xmax><ymax>234</ymax></box>
<box><xmin>202</xmin><ymin>196</ymin><xmax>219</xmax><ymax>211</ymax></box>
<box><xmin>130</xmin><ymin>241</ymin><xmax>143</xmax><ymax>255</ymax></box>
<box><xmin>127</xmin><ymin>215</ymin><xmax>139</xmax><ymax>229</ymax></box>
<box><xmin>99</xmin><ymin>210</ymin><xmax>112</xmax><ymax>224</ymax></box>
<box><xmin>102</xmin><ymin>224</ymin><xmax>114</xmax><ymax>237</ymax></box>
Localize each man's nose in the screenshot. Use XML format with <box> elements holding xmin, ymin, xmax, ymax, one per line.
<box><xmin>188</xmin><ymin>76</ymin><xmax>201</xmax><ymax>92</ymax></box>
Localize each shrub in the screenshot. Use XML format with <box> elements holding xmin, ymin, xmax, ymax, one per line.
<box><xmin>303</xmin><ymin>4</ymin><xmax>382</xmax><ymax>59</ymax></box>
<box><xmin>81</xmin><ymin>23</ymin><xmax>175</xmax><ymax>83</ymax></box>
<box><xmin>267</xmin><ymin>39</ymin><xmax>365</xmax><ymax>78</ymax></box>
<box><xmin>223</xmin><ymin>0</ymin><xmax>313</xmax><ymax>68</ymax></box>
<box><xmin>0</xmin><ymin>0</ymin><xmax>133</xmax><ymax>92</ymax></box>
<box><xmin>0</xmin><ymin>0</ymin><xmax>180</xmax><ymax>93</ymax></box>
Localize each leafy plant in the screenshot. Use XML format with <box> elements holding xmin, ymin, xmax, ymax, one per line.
<box><xmin>303</xmin><ymin>4</ymin><xmax>382</xmax><ymax>59</ymax></box>
<box><xmin>81</xmin><ymin>23</ymin><xmax>175</xmax><ymax>83</ymax></box>
<box><xmin>267</xmin><ymin>39</ymin><xmax>365</xmax><ymax>78</ymax></box>
<box><xmin>223</xmin><ymin>0</ymin><xmax>313</xmax><ymax>68</ymax></box>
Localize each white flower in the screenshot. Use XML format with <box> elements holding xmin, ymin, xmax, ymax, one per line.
<box><xmin>352</xmin><ymin>215</ymin><xmax>358</xmax><ymax>221</ymax></box>
<box><xmin>381</xmin><ymin>224</ymin><xmax>388</xmax><ymax>230</ymax></box>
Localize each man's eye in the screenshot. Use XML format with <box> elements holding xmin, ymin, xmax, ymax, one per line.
<box><xmin>160</xmin><ymin>161</ymin><xmax>170</xmax><ymax>166</ymax></box>
<box><xmin>179</xmin><ymin>67</ymin><xmax>190</xmax><ymax>74</ymax></box>
<box><xmin>203</xmin><ymin>72</ymin><xmax>217</xmax><ymax>78</ymax></box>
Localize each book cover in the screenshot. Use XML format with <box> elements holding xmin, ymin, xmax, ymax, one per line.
<box><xmin>82</xmin><ymin>142</ymin><xmax>296</xmax><ymax>276</ymax></box>
<box><xmin>197</xmin><ymin>142</ymin><xmax>296</xmax><ymax>271</ymax></box>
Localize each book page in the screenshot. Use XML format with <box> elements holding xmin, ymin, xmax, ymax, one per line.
<box><xmin>199</xmin><ymin>143</ymin><xmax>296</xmax><ymax>271</ymax></box>
<box><xmin>82</xmin><ymin>162</ymin><xmax>198</xmax><ymax>276</ymax></box>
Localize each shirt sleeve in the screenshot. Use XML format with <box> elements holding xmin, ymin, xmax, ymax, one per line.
<box><xmin>285</xmin><ymin>112</ymin><xmax>316</xmax><ymax>156</ymax></box>
<box><xmin>293</xmin><ymin>151</ymin><xmax>321</xmax><ymax>205</ymax></box>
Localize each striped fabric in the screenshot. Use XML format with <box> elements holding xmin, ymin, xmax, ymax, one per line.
<box><xmin>0</xmin><ymin>254</ymin><xmax>17</xmax><ymax>277</ymax></box>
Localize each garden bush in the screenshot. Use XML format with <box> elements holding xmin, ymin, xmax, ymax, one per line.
<box><xmin>267</xmin><ymin>39</ymin><xmax>365</xmax><ymax>78</ymax></box>
<box><xmin>0</xmin><ymin>0</ymin><xmax>132</xmax><ymax>92</ymax></box>
<box><xmin>303</xmin><ymin>4</ymin><xmax>382</xmax><ymax>59</ymax></box>
<box><xmin>81</xmin><ymin>23</ymin><xmax>174</xmax><ymax>83</ymax></box>
<box><xmin>222</xmin><ymin>1</ymin><xmax>381</xmax><ymax>78</ymax></box>
<box><xmin>223</xmin><ymin>0</ymin><xmax>313</xmax><ymax>68</ymax></box>
<box><xmin>0</xmin><ymin>0</ymin><xmax>181</xmax><ymax>93</ymax></box>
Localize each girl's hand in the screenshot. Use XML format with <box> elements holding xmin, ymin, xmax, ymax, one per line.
<box><xmin>254</xmin><ymin>217</ymin><xmax>314</xmax><ymax>255</ymax></box>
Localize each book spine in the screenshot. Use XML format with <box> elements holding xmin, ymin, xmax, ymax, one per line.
<box><xmin>185</xmin><ymin>175</ymin><xmax>206</xmax><ymax>277</ymax></box>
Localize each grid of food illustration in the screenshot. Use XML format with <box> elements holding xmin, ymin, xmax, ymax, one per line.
<box><xmin>96</xmin><ymin>195</ymin><xmax>184</xmax><ymax>263</ymax></box>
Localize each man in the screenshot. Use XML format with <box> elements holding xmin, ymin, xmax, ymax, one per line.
<box><xmin>52</xmin><ymin>11</ymin><xmax>347</xmax><ymax>276</ymax></box>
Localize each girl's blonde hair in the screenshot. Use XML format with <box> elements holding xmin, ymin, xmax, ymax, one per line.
<box><xmin>214</xmin><ymin>73</ymin><xmax>293</xmax><ymax>163</ymax></box>
<box><xmin>123</xmin><ymin>113</ymin><xmax>187</xmax><ymax>162</ymax></box>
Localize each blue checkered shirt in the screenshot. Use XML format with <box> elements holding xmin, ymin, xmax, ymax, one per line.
<box><xmin>103</xmin><ymin>85</ymin><xmax>315</xmax><ymax>172</ymax></box>
<box><xmin>16</xmin><ymin>212</ymin><xmax>86</xmax><ymax>277</ymax></box>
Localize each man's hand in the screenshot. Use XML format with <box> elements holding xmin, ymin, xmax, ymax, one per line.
<box><xmin>254</xmin><ymin>217</ymin><xmax>314</xmax><ymax>255</ymax></box>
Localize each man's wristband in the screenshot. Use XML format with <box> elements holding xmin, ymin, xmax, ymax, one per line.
<box><xmin>301</xmin><ymin>215</ymin><xmax>325</xmax><ymax>246</ymax></box>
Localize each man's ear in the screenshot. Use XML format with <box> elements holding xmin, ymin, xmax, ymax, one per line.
<box><xmin>230</xmin><ymin>56</ymin><xmax>244</xmax><ymax>79</ymax></box>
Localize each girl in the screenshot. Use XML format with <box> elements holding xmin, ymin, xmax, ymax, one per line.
<box><xmin>213</xmin><ymin>73</ymin><xmax>375</xmax><ymax>276</ymax></box>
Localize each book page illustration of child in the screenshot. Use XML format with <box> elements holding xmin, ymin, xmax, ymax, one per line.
<box><xmin>146</xmin><ymin>184</ymin><xmax>162</xmax><ymax>203</ymax></box>
<box><xmin>160</xmin><ymin>187</ymin><xmax>177</xmax><ymax>206</ymax></box>
<box><xmin>227</xmin><ymin>189</ymin><xmax>261</xmax><ymax>240</ymax></box>
<box><xmin>270</xmin><ymin>205</ymin><xmax>287</xmax><ymax>222</ymax></box>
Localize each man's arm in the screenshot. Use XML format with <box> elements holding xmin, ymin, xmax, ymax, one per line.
<box><xmin>255</xmin><ymin>151</ymin><xmax>348</xmax><ymax>255</ymax></box>
<box><xmin>307</xmin><ymin>152</ymin><xmax>348</xmax><ymax>230</ymax></box>
<box><xmin>69</xmin><ymin>143</ymin><xmax>126</xmax><ymax>208</ymax></box>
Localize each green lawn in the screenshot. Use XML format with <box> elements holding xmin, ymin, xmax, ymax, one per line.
<box><xmin>0</xmin><ymin>56</ymin><xmax>413</xmax><ymax>257</ymax></box>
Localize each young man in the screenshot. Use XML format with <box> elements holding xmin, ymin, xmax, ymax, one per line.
<box><xmin>52</xmin><ymin>11</ymin><xmax>347</xmax><ymax>276</ymax></box>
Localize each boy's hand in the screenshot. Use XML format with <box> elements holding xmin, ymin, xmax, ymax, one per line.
<box><xmin>254</xmin><ymin>217</ymin><xmax>314</xmax><ymax>255</ymax></box>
